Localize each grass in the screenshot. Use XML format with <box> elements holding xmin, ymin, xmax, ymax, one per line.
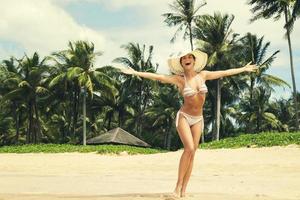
<box><xmin>0</xmin><ymin>143</ymin><xmax>166</xmax><ymax>154</ymax></box>
<box><xmin>200</xmin><ymin>131</ymin><xmax>300</xmax><ymax>149</ymax></box>
<box><xmin>0</xmin><ymin>132</ymin><xmax>299</xmax><ymax>154</ymax></box>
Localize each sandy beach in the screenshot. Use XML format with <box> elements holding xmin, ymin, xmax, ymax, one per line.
<box><xmin>0</xmin><ymin>146</ymin><xmax>299</xmax><ymax>200</ymax></box>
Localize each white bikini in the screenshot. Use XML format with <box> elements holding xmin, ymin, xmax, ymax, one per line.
<box><xmin>175</xmin><ymin>74</ymin><xmax>208</xmax><ymax>129</ymax></box>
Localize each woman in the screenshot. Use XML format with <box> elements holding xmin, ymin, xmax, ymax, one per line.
<box><xmin>119</xmin><ymin>49</ymin><xmax>258</xmax><ymax>198</ymax></box>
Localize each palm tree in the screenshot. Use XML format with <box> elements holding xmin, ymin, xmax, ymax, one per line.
<box><xmin>194</xmin><ymin>12</ymin><xmax>239</xmax><ymax>140</ymax></box>
<box><xmin>50</xmin><ymin>40</ymin><xmax>115</xmax><ymax>141</ymax></box>
<box><xmin>47</xmin><ymin>52</ymin><xmax>73</xmax><ymax>141</ymax></box>
<box><xmin>162</xmin><ymin>0</ymin><xmax>206</xmax><ymax>50</ymax></box>
<box><xmin>237</xmin><ymin>86</ymin><xmax>282</xmax><ymax>132</ymax></box>
<box><xmin>1</xmin><ymin>53</ymin><xmax>49</xmax><ymax>143</ymax></box>
<box><xmin>0</xmin><ymin>58</ymin><xmax>24</xmax><ymax>143</ymax></box>
<box><xmin>239</xmin><ymin>33</ymin><xmax>290</xmax><ymax>99</ymax></box>
<box><xmin>113</xmin><ymin>43</ymin><xmax>157</xmax><ymax>137</ymax></box>
<box><xmin>269</xmin><ymin>97</ymin><xmax>294</xmax><ymax>131</ymax></box>
<box><xmin>89</xmin><ymin>66</ymin><xmax>134</xmax><ymax>130</ymax></box>
<box><xmin>248</xmin><ymin>0</ymin><xmax>299</xmax><ymax>130</ymax></box>
<box><xmin>286</xmin><ymin>0</ymin><xmax>300</xmax><ymax>31</ymax></box>
<box><xmin>145</xmin><ymin>84</ymin><xmax>182</xmax><ymax>150</ymax></box>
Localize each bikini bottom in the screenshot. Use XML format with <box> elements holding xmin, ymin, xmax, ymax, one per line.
<box><xmin>175</xmin><ymin>110</ymin><xmax>204</xmax><ymax>131</ymax></box>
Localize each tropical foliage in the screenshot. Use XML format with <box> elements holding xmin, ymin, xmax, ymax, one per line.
<box><xmin>248</xmin><ymin>0</ymin><xmax>299</xmax><ymax>130</ymax></box>
<box><xmin>0</xmin><ymin>6</ymin><xmax>298</xmax><ymax>149</ymax></box>
<box><xmin>162</xmin><ymin>0</ymin><xmax>206</xmax><ymax>50</ymax></box>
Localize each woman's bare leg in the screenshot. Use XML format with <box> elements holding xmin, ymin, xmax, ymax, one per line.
<box><xmin>173</xmin><ymin>114</ymin><xmax>195</xmax><ymax>197</ymax></box>
<box><xmin>180</xmin><ymin>120</ymin><xmax>204</xmax><ymax>197</ymax></box>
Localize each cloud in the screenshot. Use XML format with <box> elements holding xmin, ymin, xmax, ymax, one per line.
<box><xmin>0</xmin><ymin>0</ymin><xmax>106</xmax><ymax>58</ymax></box>
<box><xmin>53</xmin><ymin>0</ymin><xmax>163</xmax><ymax>11</ymax></box>
<box><xmin>97</xmin><ymin>21</ymin><xmax>192</xmax><ymax>73</ymax></box>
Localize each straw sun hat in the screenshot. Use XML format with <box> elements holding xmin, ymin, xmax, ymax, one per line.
<box><xmin>167</xmin><ymin>49</ymin><xmax>208</xmax><ymax>75</ymax></box>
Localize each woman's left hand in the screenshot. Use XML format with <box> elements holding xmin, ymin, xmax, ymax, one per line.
<box><xmin>114</xmin><ymin>65</ymin><xmax>137</xmax><ymax>75</ymax></box>
<box><xmin>243</xmin><ymin>61</ymin><xmax>259</xmax><ymax>72</ymax></box>
<box><xmin>120</xmin><ymin>67</ymin><xmax>136</xmax><ymax>75</ymax></box>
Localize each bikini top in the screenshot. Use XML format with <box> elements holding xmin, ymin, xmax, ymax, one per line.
<box><xmin>182</xmin><ymin>74</ymin><xmax>208</xmax><ymax>97</ymax></box>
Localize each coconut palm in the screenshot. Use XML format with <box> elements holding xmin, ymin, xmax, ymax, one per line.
<box><xmin>0</xmin><ymin>58</ymin><xmax>24</xmax><ymax>143</ymax></box>
<box><xmin>144</xmin><ymin>84</ymin><xmax>182</xmax><ymax>150</ymax></box>
<box><xmin>248</xmin><ymin>0</ymin><xmax>299</xmax><ymax>130</ymax></box>
<box><xmin>194</xmin><ymin>12</ymin><xmax>240</xmax><ymax>140</ymax></box>
<box><xmin>269</xmin><ymin>98</ymin><xmax>294</xmax><ymax>131</ymax></box>
<box><xmin>239</xmin><ymin>33</ymin><xmax>290</xmax><ymax>99</ymax></box>
<box><xmin>113</xmin><ymin>43</ymin><xmax>157</xmax><ymax>137</ymax></box>
<box><xmin>237</xmin><ymin>86</ymin><xmax>282</xmax><ymax>132</ymax></box>
<box><xmin>1</xmin><ymin>53</ymin><xmax>49</xmax><ymax>143</ymax></box>
<box><xmin>285</xmin><ymin>0</ymin><xmax>300</xmax><ymax>31</ymax></box>
<box><xmin>89</xmin><ymin>66</ymin><xmax>134</xmax><ymax>130</ymax></box>
<box><xmin>0</xmin><ymin>114</ymin><xmax>14</xmax><ymax>145</ymax></box>
<box><xmin>0</xmin><ymin>63</ymin><xmax>14</xmax><ymax>145</ymax></box>
<box><xmin>162</xmin><ymin>0</ymin><xmax>206</xmax><ymax>50</ymax></box>
<box><xmin>50</xmin><ymin>40</ymin><xmax>115</xmax><ymax>141</ymax></box>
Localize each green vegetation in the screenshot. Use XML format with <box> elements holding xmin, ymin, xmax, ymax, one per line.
<box><xmin>200</xmin><ymin>132</ymin><xmax>300</xmax><ymax>149</ymax></box>
<box><xmin>0</xmin><ymin>132</ymin><xmax>299</xmax><ymax>154</ymax></box>
<box><xmin>248</xmin><ymin>0</ymin><xmax>300</xmax><ymax>130</ymax></box>
<box><xmin>0</xmin><ymin>144</ymin><xmax>166</xmax><ymax>154</ymax></box>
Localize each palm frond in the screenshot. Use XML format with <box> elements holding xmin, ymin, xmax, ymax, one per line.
<box><xmin>66</xmin><ymin>67</ymin><xmax>84</xmax><ymax>80</ymax></box>
<box><xmin>260</xmin><ymin>74</ymin><xmax>291</xmax><ymax>88</ymax></box>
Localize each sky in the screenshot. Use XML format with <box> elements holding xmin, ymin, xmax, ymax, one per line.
<box><xmin>0</xmin><ymin>0</ymin><xmax>299</xmax><ymax>100</ymax></box>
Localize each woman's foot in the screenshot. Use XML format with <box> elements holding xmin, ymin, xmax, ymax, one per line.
<box><xmin>180</xmin><ymin>188</ymin><xmax>186</xmax><ymax>198</ymax></box>
<box><xmin>172</xmin><ymin>185</ymin><xmax>182</xmax><ymax>198</ymax></box>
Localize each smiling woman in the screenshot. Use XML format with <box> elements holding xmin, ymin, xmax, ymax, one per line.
<box><xmin>118</xmin><ymin>49</ymin><xmax>258</xmax><ymax>197</ymax></box>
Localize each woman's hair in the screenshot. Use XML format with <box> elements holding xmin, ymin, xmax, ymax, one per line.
<box><xmin>180</xmin><ymin>54</ymin><xmax>196</xmax><ymax>65</ymax></box>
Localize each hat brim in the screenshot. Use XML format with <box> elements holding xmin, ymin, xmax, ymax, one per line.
<box><xmin>168</xmin><ymin>50</ymin><xmax>208</xmax><ymax>75</ymax></box>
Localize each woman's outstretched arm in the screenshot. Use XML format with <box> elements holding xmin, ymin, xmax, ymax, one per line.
<box><xmin>119</xmin><ymin>66</ymin><xmax>181</xmax><ymax>85</ymax></box>
<box><xmin>202</xmin><ymin>62</ymin><xmax>258</xmax><ymax>81</ymax></box>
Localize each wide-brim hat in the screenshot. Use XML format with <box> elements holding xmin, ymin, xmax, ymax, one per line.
<box><xmin>167</xmin><ymin>49</ymin><xmax>208</xmax><ymax>75</ymax></box>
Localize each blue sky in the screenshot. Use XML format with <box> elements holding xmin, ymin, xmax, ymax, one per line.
<box><xmin>62</xmin><ymin>1</ymin><xmax>147</xmax><ymax>29</ymax></box>
<box><xmin>0</xmin><ymin>0</ymin><xmax>299</xmax><ymax>100</ymax></box>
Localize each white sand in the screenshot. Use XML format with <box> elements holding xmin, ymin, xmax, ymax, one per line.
<box><xmin>0</xmin><ymin>146</ymin><xmax>300</xmax><ymax>200</ymax></box>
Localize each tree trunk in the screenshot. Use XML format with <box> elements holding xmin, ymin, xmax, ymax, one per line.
<box><xmin>140</xmin><ymin>84</ymin><xmax>151</xmax><ymax>139</ymax></box>
<box><xmin>257</xmin><ymin>109</ymin><xmax>261</xmax><ymax>133</ymax></box>
<box><xmin>164</xmin><ymin>128</ymin><xmax>168</xmax><ymax>149</ymax></box>
<box><xmin>31</xmin><ymin>103</ymin><xmax>37</xmax><ymax>143</ymax></box>
<box><xmin>188</xmin><ymin>24</ymin><xmax>194</xmax><ymax>51</ymax></box>
<box><xmin>166</xmin><ymin>121</ymin><xmax>172</xmax><ymax>150</ymax></box>
<box><xmin>65</xmin><ymin>91</ymin><xmax>75</xmax><ymax>136</ymax></box>
<box><xmin>214</xmin><ymin>79</ymin><xmax>221</xmax><ymax>141</ymax></box>
<box><xmin>16</xmin><ymin>110</ymin><xmax>20</xmax><ymax>144</ymax></box>
<box><xmin>136</xmin><ymin>82</ymin><xmax>143</xmax><ymax>137</ymax></box>
<box><xmin>118</xmin><ymin>109</ymin><xmax>123</xmax><ymax>127</ymax></box>
<box><xmin>82</xmin><ymin>86</ymin><xmax>86</xmax><ymax>146</ymax></box>
<box><xmin>72</xmin><ymin>87</ymin><xmax>79</xmax><ymax>138</ymax></box>
<box><xmin>108</xmin><ymin>113</ymin><xmax>112</xmax><ymax>130</ymax></box>
<box><xmin>250</xmin><ymin>77</ymin><xmax>255</xmax><ymax>101</ymax></box>
<box><xmin>32</xmin><ymin>102</ymin><xmax>36</xmax><ymax>144</ymax></box>
<box><xmin>34</xmin><ymin>97</ymin><xmax>41</xmax><ymax>143</ymax></box>
<box><xmin>12</xmin><ymin>102</ymin><xmax>20</xmax><ymax>143</ymax></box>
<box><xmin>284</xmin><ymin>7</ymin><xmax>299</xmax><ymax>131</ymax></box>
<box><xmin>67</xmin><ymin>92</ymin><xmax>73</xmax><ymax>137</ymax></box>
<box><xmin>118</xmin><ymin>111</ymin><xmax>121</xmax><ymax>127</ymax></box>
<box><xmin>27</xmin><ymin>102</ymin><xmax>33</xmax><ymax>144</ymax></box>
